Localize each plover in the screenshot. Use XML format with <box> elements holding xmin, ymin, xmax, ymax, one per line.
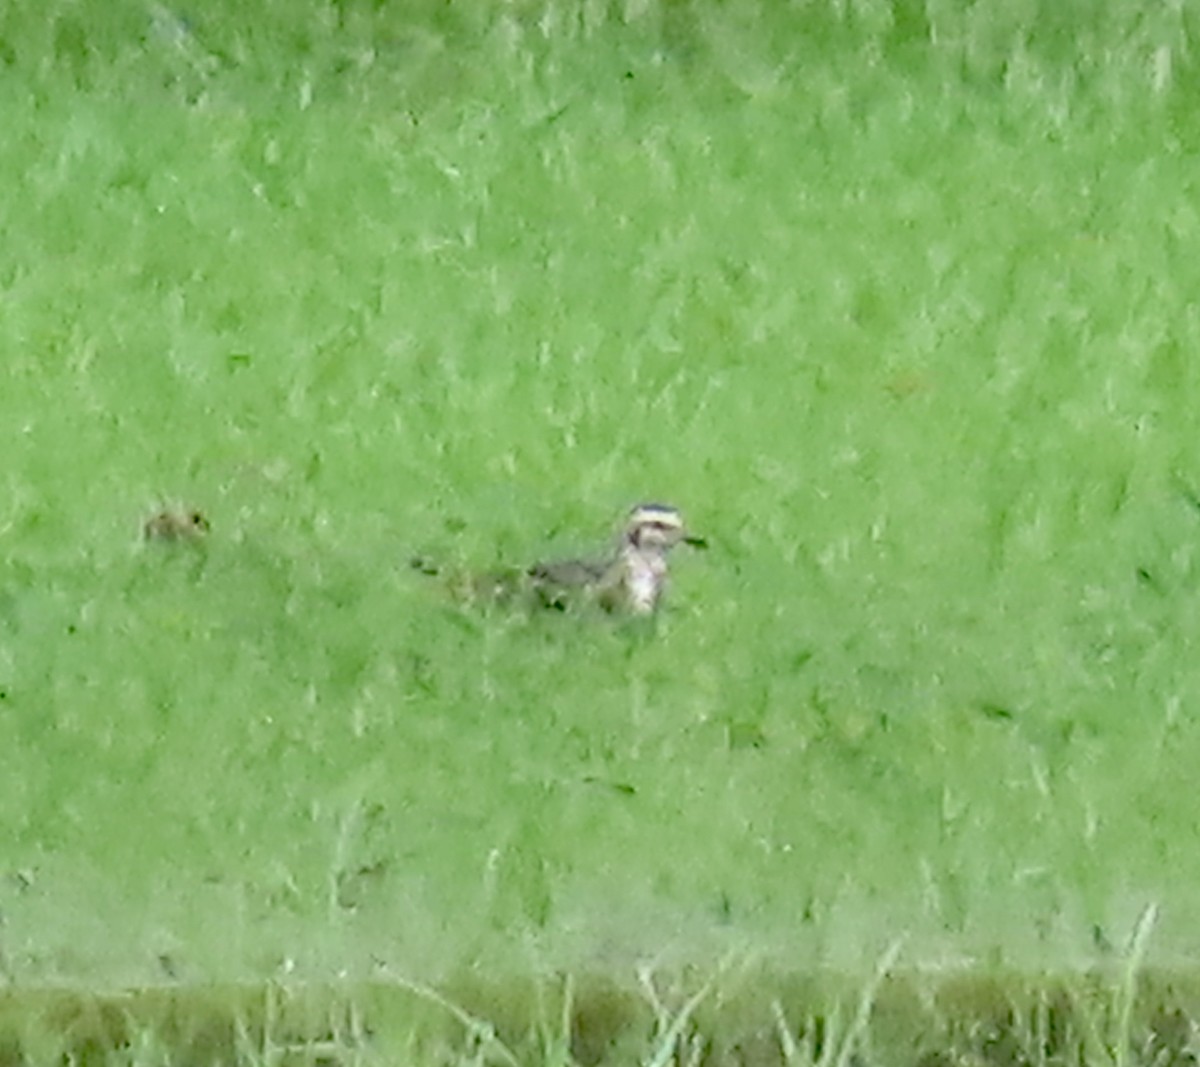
<box><xmin>414</xmin><ymin>503</ymin><xmax>705</xmax><ymax>615</ymax></box>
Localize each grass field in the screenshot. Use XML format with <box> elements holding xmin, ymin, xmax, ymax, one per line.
<box><xmin>3</xmin><ymin>0</ymin><xmax>1200</xmax><ymax>1061</ymax></box>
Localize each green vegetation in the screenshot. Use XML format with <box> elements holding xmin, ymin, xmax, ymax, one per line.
<box><xmin>2</xmin><ymin>0</ymin><xmax>1200</xmax><ymax>1060</ymax></box>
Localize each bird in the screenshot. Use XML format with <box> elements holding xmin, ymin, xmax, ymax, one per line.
<box><xmin>412</xmin><ymin>503</ymin><xmax>705</xmax><ymax>615</ymax></box>
<box><xmin>529</xmin><ymin>503</ymin><xmax>706</xmax><ymax>614</ymax></box>
<box><xmin>143</xmin><ymin>507</ymin><xmax>210</xmax><ymax>543</ymax></box>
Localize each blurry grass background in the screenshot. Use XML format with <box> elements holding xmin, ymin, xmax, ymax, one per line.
<box><xmin>1</xmin><ymin>0</ymin><xmax>1200</xmax><ymax>993</ymax></box>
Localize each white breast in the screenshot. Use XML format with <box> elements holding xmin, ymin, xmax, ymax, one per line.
<box><xmin>625</xmin><ymin>554</ymin><xmax>667</xmax><ymax>614</ymax></box>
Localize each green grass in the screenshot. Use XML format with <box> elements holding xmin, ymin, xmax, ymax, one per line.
<box><xmin>5</xmin><ymin>957</ymin><xmax>1200</xmax><ymax>1067</ymax></box>
<box><xmin>4</xmin><ymin>0</ymin><xmax>1200</xmax><ymax>1059</ymax></box>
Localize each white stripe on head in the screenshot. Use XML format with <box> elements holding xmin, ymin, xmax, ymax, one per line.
<box><xmin>627</xmin><ymin>503</ymin><xmax>684</xmax><ymax>529</ymax></box>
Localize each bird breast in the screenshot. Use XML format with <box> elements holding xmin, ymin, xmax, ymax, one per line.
<box><xmin>624</xmin><ymin>553</ymin><xmax>668</xmax><ymax>613</ymax></box>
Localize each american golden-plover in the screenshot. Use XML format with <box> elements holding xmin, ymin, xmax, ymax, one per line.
<box><xmin>414</xmin><ymin>503</ymin><xmax>705</xmax><ymax>615</ymax></box>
